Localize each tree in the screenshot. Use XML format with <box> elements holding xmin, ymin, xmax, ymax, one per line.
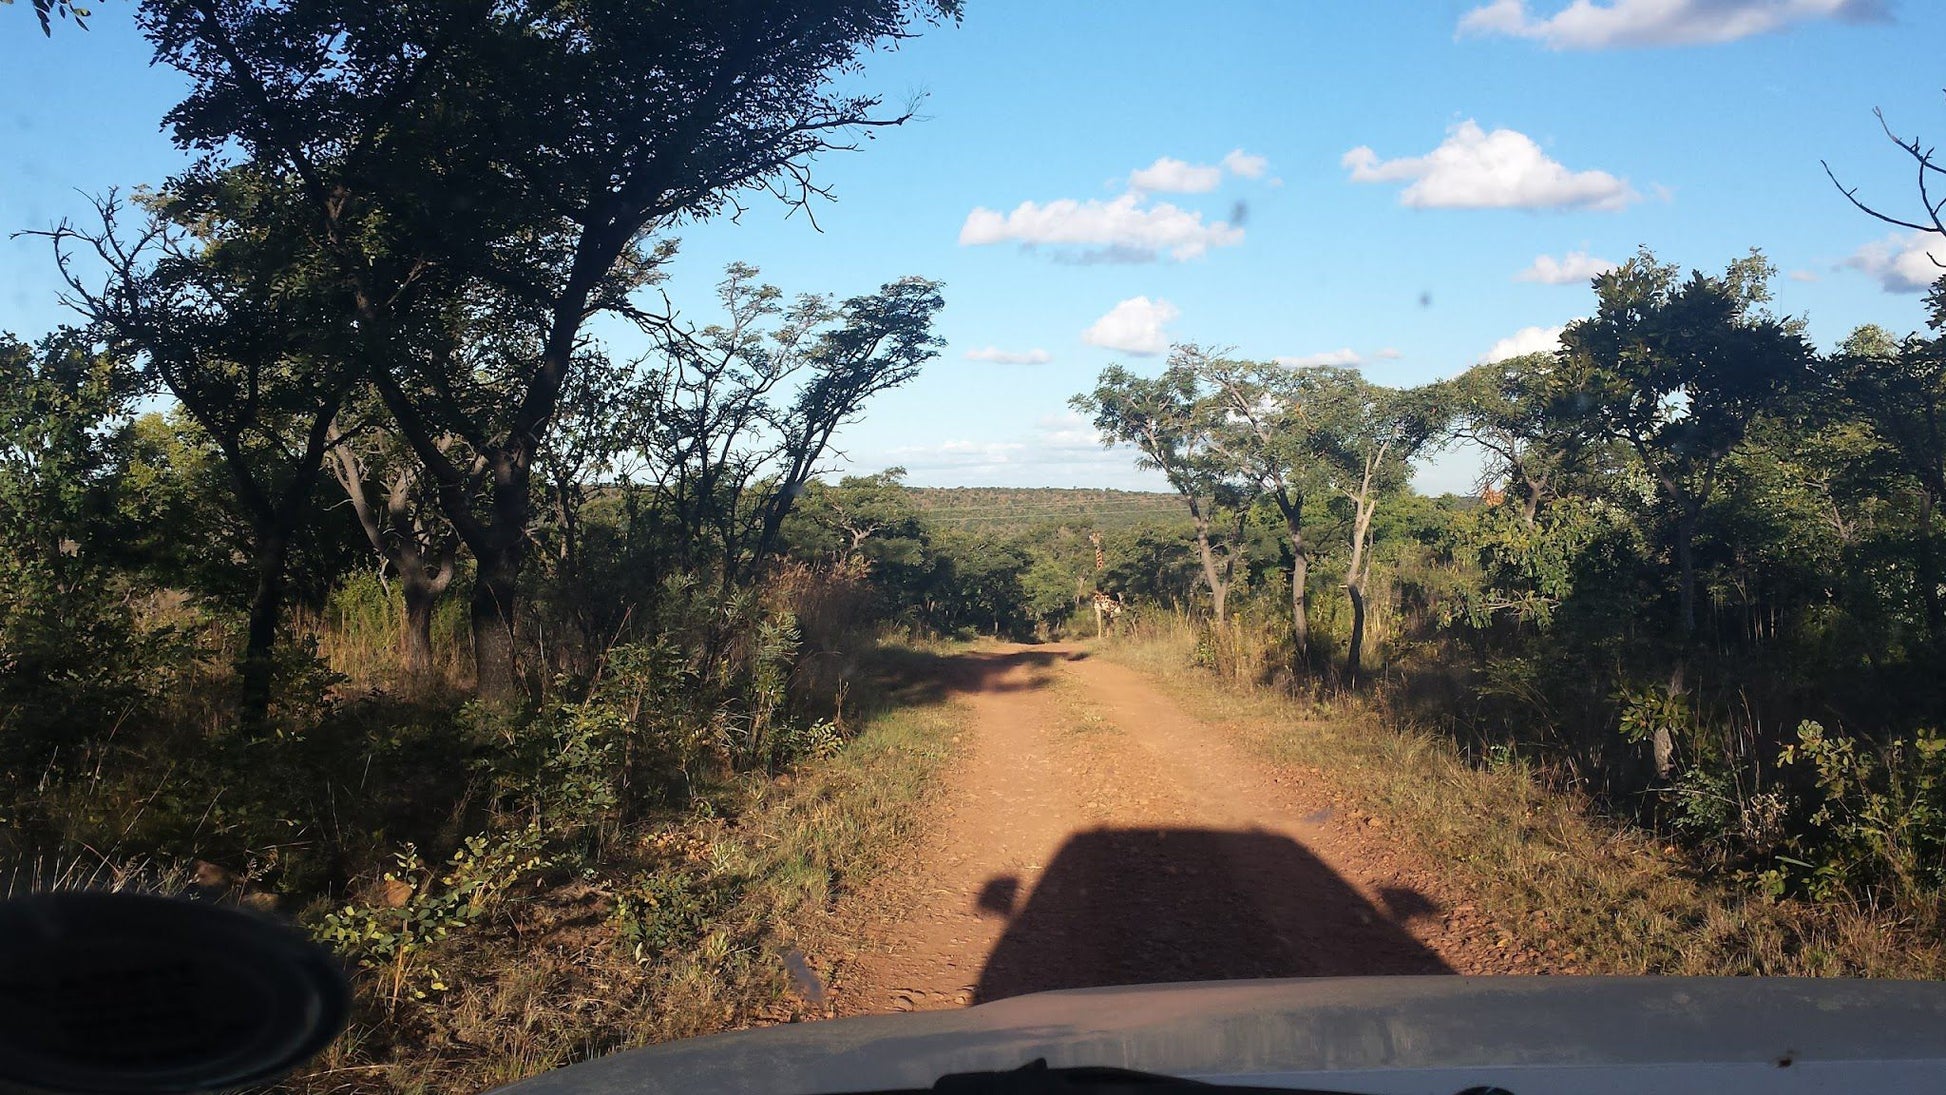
<box><xmin>1074</xmin><ymin>352</ymin><xmax>1251</xmax><ymax>625</ymax></box>
<box><xmin>44</xmin><ymin>186</ymin><xmax>357</xmax><ymax>723</ymax></box>
<box><xmin>1443</xmin><ymin>352</ymin><xmax>1604</xmax><ymax>528</ymax></box>
<box><xmin>0</xmin><ymin>330</ymin><xmax>175</xmax><ymax>768</ymax></box>
<box><xmin>1560</xmin><ymin>248</ymin><xmax>1814</xmax><ymax>637</ymax></box>
<box><xmin>0</xmin><ymin>329</ymin><xmax>139</xmax><ymax>638</ymax></box>
<box><xmin>794</xmin><ymin>468</ymin><xmax>924</xmax><ymax>562</ymax></box>
<box><xmin>138</xmin><ymin>0</ymin><xmax>960</xmax><ymax>697</ymax></box>
<box><xmin>1105</xmin><ymin>522</ymin><xmax>1203</xmax><ymax>610</ymax></box>
<box><xmin>325</xmin><ymin>413</ymin><xmax>458</xmax><ymax>676</ymax></box>
<box><xmin>628</xmin><ymin>266</ymin><xmax>944</xmax><ymax>587</ymax></box>
<box><xmin>520</xmin><ymin>342</ymin><xmax>655</xmax><ymax>662</ymax></box>
<box><xmin>1310</xmin><ymin>370</ymin><xmax>1435</xmax><ymax>681</ymax></box>
<box><xmin>1833</xmin><ymin>309</ymin><xmax>1946</xmax><ymax>643</ymax></box>
<box><xmin>0</xmin><ymin>331</ymin><xmax>134</xmax><ymax>571</ymax></box>
<box><xmin>1199</xmin><ymin>352</ymin><xmax>1330</xmax><ymax>665</ymax></box>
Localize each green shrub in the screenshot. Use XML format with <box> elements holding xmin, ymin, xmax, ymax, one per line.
<box><xmin>610</xmin><ymin>866</ymin><xmax>743</xmax><ymax>964</ymax></box>
<box><xmin>1773</xmin><ymin>721</ymin><xmax>1946</xmax><ymax>910</ymax></box>
<box><xmin>317</xmin><ymin>825</ymin><xmax>549</xmax><ymax>1007</ymax></box>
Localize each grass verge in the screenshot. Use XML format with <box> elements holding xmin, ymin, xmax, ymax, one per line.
<box><xmin>1104</xmin><ymin>630</ymin><xmax>1946</xmax><ymax>980</ymax></box>
<box><xmin>292</xmin><ymin>643</ymin><xmax>969</xmax><ymax>1095</ymax></box>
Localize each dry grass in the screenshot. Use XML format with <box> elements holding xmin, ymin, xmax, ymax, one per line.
<box><xmin>1104</xmin><ymin>619</ymin><xmax>1946</xmax><ymax>980</ymax></box>
<box><xmin>287</xmin><ymin>649</ymin><xmax>969</xmax><ymax>1094</ymax></box>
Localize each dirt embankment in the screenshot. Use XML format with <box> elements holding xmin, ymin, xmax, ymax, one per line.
<box><xmin>831</xmin><ymin>642</ymin><xmax>1545</xmax><ymax>1014</ymax></box>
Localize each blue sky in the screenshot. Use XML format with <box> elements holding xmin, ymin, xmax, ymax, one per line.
<box><xmin>4</xmin><ymin>0</ymin><xmax>1944</xmax><ymax>493</ymax></box>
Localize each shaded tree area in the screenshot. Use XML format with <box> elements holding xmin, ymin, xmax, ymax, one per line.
<box><xmin>3</xmin><ymin>2</ymin><xmax>969</xmax><ymax>1086</ymax></box>
<box><xmin>103</xmin><ymin>0</ymin><xmax>964</xmax><ymax>699</ymax></box>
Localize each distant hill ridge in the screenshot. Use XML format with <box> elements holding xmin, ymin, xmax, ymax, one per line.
<box><xmin>906</xmin><ymin>486</ymin><xmax>1187</xmax><ymax>531</ymax></box>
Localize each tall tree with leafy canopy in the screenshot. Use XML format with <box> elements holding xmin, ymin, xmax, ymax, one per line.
<box><xmin>1560</xmin><ymin>248</ymin><xmax>1814</xmax><ymax>637</ymax></box>
<box><xmin>1309</xmin><ymin>369</ymin><xmax>1437</xmax><ymax>681</ymax></box>
<box><xmin>634</xmin><ymin>266</ymin><xmax>945</xmax><ymax>592</ymax></box>
<box><xmin>796</xmin><ymin>468</ymin><xmax>924</xmax><ymax>562</ymax></box>
<box><xmin>0</xmin><ymin>330</ymin><xmax>149</xmax><ymax>770</ymax></box>
<box><xmin>1443</xmin><ymin>351</ymin><xmax>1606</xmax><ymax>528</ymax></box>
<box><xmin>1075</xmin><ymin>352</ymin><xmax>1251</xmax><ymax>625</ymax></box>
<box><xmin>136</xmin><ymin>0</ymin><xmax>961</xmax><ymax>697</ymax></box>
<box><xmin>44</xmin><ymin>185</ymin><xmax>358</xmax><ymax>723</ymax></box>
<box><xmin>1197</xmin><ymin>351</ymin><xmax>1331</xmax><ymax>665</ymax></box>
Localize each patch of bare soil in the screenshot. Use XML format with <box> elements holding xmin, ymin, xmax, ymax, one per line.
<box><xmin>829</xmin><ymin>642</ymin><xmax>1546</xmax><ymax>1015</ymax></box>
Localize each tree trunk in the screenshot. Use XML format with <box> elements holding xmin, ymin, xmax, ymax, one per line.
<box><xmin>402</xmin><ymin>570</ymin><xmax>439</xmax><ymax>674</ymax></box>
<box><xmin>1346</xmin><ymin>581</ymin><xmax>1367</xmax><ymax>682</ymax></box>
<box><xmin>391</xmin><ymin>532</ymin><xmax>455</xmax><ymax>679</ymax></box>
<box><xmin>403</xmin><ymin>587</ymin><xmax>435</xmax><ymax>673</ymax></box>
<box><xmin>1193</xmin><ymin>524</ymin><xmax>1229</xmax><ymax>626</ymax></box>
<box><xmin>1275</xmin><ymin>497</ymin><xmax>1311</xmax><ymax>668</ymax></box>
<box><xmin>470</xmin><ymin>460</ymin><xmax>530</xmax><ymax>700</ymax></box>
<box><xmin>1344</xmin><ymin>489</ymin><xmax>1378</xmax><ymax>683</ymax></box>
<box><xmin>1674</xmin><ymin>509</ymin><xmax>1698</xmax><ymax>637</ymax></box>
<box><xmin>239</xmin><ymin>526</ymin><xmax>293</xmax><ymax>727</ymax></box>
<box><xmin>471</xmin><ymin>546</ymin><xmax>521</xmax><ymax>700</ymax></box>
<box><xmin>1264</xmin><ymin>485</ymin><xmax>1315</xmax><ymax>669</ymax></box>
<box><xmin>1291</xmin><ymin>547</ymin><xmax>1310</xmax><ymax>665</ymax></box>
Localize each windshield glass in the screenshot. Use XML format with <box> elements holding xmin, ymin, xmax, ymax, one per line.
<box><xmin>3</xmin><ymin>1</ymin><xmax>1944</xmax><ymax>1091</ymax></box>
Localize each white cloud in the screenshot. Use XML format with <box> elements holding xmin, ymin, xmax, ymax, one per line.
<box><xmin>959</xmin><ymin>194</ymin><xmax>1244</xmax><ymax>262</ymax></box>
<box><xmin>1083</xmin><ymin>296</ymin><xmax>1180</xmax><ymax>356</ymax></box>
<box><xmin>1221</xmin><ymin>148</ymin><xmax>1270</xmax><ymax>179</ymax></box>
<box><xmin>1457</xmin><ymin>0</ymin><xmax>1887</xmax><ymax>50</ymax></box>
<box><xmin>963</xmin><ymin>346</ymin><xmax>1053</xmax><ymax>365</ymax></box>
<box><xmin>1516</xmin><ymin>249</ymin><xmax>1617</xmax><ymax>284</ymax></box>
<box><xmin>1343</xmin><ymin>120</ymin><xmax>1638</xmax><ymax>211</ymax></box>
<box><xmin>1032</xmin><ymin>410</ymin><xmax>1103</xmax><ymax>450</ymax></box>
<box><xmin>1375</xmin><ymin>347</ymin><xmax>1404</xmax><ymax>359</ymax></box>
<box><xmin>1127</xmin><ymin>150</ymin><xmax>1271</xmax><ymax>193</ymax></box>
<box><xmin>1481</xmin><ymin>324</ymin><xmax>1567</xmax><ymax>363</ymax></box>
<box><xmin>1275</xmin><ymin>348</ymin><xmax>1364</xmax><ymax>367</ymax></box>
<box><xmin>933</xmin><ymin>440</ymin><xmax>1027</xmax><ymax>456</ymax></box>
<box><xmin>1129</xmin><ymin>156</ymin><xmax>1223</xmax><ymax>194</ymax></box>
<box><xmin>1789</xmin><ymin>269</ymin><xmax>1819</xmax><ymax>283</ymax></box>
<box><xmin>1846</xmin><ymin>231</ymin><xmax>1946</xmax><ymax>293</ymax></box>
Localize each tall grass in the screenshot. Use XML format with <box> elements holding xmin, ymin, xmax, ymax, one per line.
<box><xmin>308</xmin><ymin>571</ymin><xmax>471</xmax><ymax>693</ymax></box>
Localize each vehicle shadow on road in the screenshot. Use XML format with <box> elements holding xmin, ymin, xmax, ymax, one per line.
<box><xmin>971</xmin><ymin>826</ymin><xmax>1451</xmax><ymax>1002</ymax></box>
<box><xmin>867</xmin><ymin>645</ymin><xmax>1076</xmax><ymax>708</ymax></box>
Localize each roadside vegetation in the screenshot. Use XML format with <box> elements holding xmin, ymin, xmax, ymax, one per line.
<box><xmin>1</xmin><ymin>4</ymin><xmax>1002</xmax><ymax>1090</ymax></box>
<box><xmin>298</xmin><ymin>657</ymin><xmax>969</xmax><ymax>1093</ymax></box>
<box><xmin>1066</xmin><ymin>236</ymin><xmax>1946</xmax><ymax>966</ymax></box>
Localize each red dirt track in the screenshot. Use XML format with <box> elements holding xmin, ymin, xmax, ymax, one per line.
<box><xmin>834</xmin><ymin>642</ymin><xmax>1544</xmax><ymax>1014</ymax></box>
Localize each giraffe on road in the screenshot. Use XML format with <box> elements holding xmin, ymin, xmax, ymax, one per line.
<box><xmin>1089</xmin><ymin>530</ymin><xmax>1124</xmax><ymax>638</ymax></box>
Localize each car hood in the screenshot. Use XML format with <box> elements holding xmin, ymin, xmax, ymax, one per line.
<box><xmin>493</xmin><ymin>976</ymin><xmax>1946</xmax><ymax>1095</ymax></box>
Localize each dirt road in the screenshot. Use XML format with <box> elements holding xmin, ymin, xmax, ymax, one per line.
<box><xmin>833</xmin><ymin>643</ymin><xmax>1542</xmax><ymax>1014</ymax></box>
